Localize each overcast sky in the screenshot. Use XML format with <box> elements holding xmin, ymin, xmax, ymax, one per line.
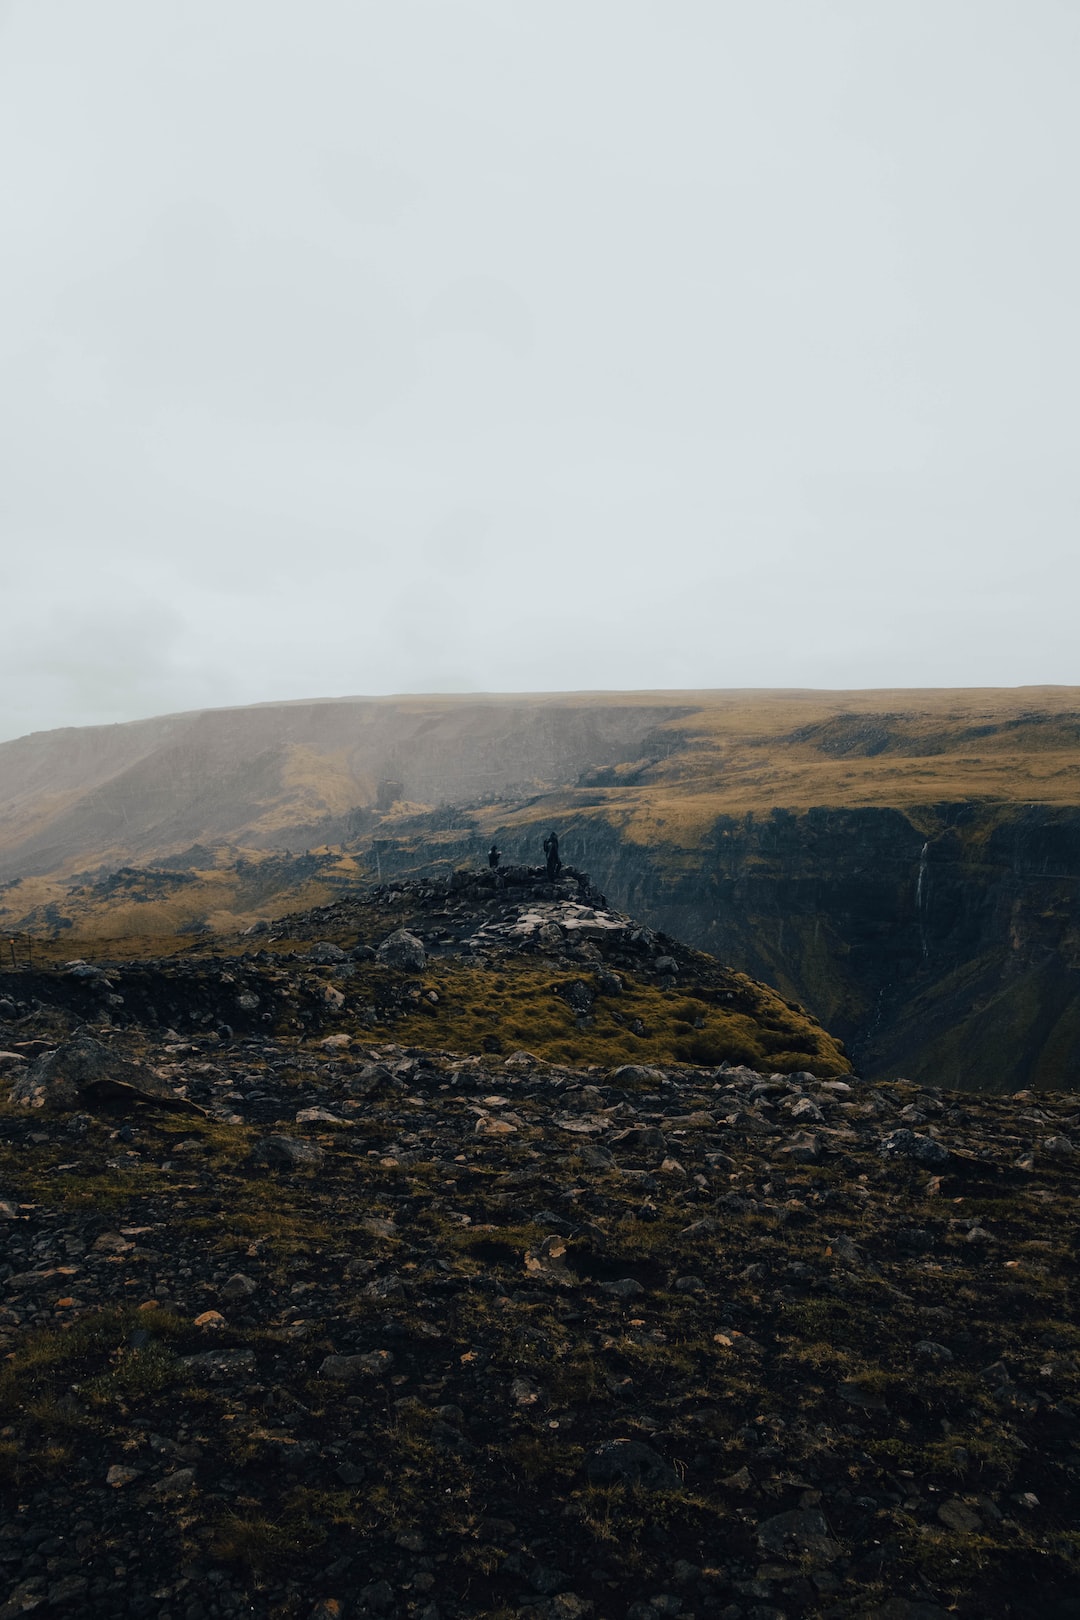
<box><xmin>2</xmin><ymin>1</ymin><xmax>1078</xmax><ymax>741</ymax></box>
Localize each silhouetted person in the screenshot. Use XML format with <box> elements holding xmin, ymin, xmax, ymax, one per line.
<box><xmin>488</xmin><ymin>845</ymin><xmax>501</xmax><ymax>870</ymax></box>
<box><xmin>543</xmin><ymin>830</ymin><xmax>561</xmax><ymax>881</ymax></box>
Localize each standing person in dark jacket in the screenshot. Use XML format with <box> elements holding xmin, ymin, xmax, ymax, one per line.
<box><xmin>543</xmin><ymin>830</ymin><xmax>561</xmax><ymax>881</ymax></box>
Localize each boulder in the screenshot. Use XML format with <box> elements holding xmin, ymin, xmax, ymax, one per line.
<box><xmin>248</xmin><ymin>1135</ymin><xmax>325</xmax><ymax>1169</ymax></box>
<box><xmin>611</xmin><ymin>1066</ymin><xmax>666</xmax><ymax>1088</ymax></box>
<box><xmin>376</xmin><ymin>929</ymin><xmax>426</xmax><ymax>971</ymax></box>
<box><xmin>598</xmin><ymin>1277</ymin><xmax>645</xmax><ymax>1299</ymax></box>
<box><xmin>611</xmin><ymin>1126</ymin><xmax>668</xmax><ymax>1154</ymax></box>
<box><xmin>585</xmin><ymin>1439</ymin><xmax>678</xmax><ymax>1490</ymax></box>
<box><xmin>220</xmin><ymin>1273</ymin><xmax>258</xmax><ymax>1301</ymax></box>
<box><xmin>319</xmin><ymin>1350</ymin><xmax>393</xmax><ymax>1381</ymax></box>
<box><xmin>757</xmin><ymin>1507</ymin><xmax>840</xmax><ymax>1564</ymax></box>
<box><xmin>879</xmin><ymin>1128</ymin><xmax>949</xmax><ymax>1166</ymax></box>
<box><xmin>348</xmin><ymin>1062</ymin><xmax>398</xmax><ymax>1096</ymax></box>
<box><xmin>9</xmin><ymin>1033</ymin><xmax>203</xmax><ymax>1115</ymax></box>
<box><xmin>559</xmin><ymin>980</ymin><xmax>595</xmax><ymax>1014</ymax></box>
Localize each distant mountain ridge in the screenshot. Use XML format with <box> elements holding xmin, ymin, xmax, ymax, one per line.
<box><xmin>0</xmin><ymin>693</ymin><xmax>690</xmax><ymax>881</ymax></box>
<box><xmin>5</xmin><ymin>685</ymin><xmax>1080</xmax><ymax>884</ymax></box>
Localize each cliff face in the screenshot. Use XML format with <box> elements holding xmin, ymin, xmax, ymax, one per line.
<box><xmin>528</xmin><ymin>807</ymin><xmax>1080</xmax><ymax>1091</ymax></box>
<box><xmin>356</xmin><ymin>803</ymin><xmax>1080</xmax><ymax>1090</ymax></box>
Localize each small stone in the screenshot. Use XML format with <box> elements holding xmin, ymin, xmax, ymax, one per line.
<box><xmin>92</xmin><ymin>1231</ymin><xmax>135</xmax><ymax>1254</ymax></box>
<box><xmin>106</xmin><ymin>1464</ymin><xmax>142</xmax><ymax>1488</ymax></box>
<box><xmin>220</xmin><ymin>1273</ymin><xmax>257</xmax><ymax>1301</ymax></box>
<box><xmin>180</xmin><ymin>1347</ymin><xmax>255</xmax><ymax>1376</ymax></box>
<box><xmin>836</xmin><ymin>1380</ymin><xmax>888</xmax><ymax>1411</ymax></box>
<box><xmin>364</xmin><ymin>1273</ymin><xmax>406</xmax><ymax>1301</ymax></box>
<box><xmin>248</xmin><ymin>1135</ymin><xmax>325</xmax><ymax>1169</ymax></box>
<box><xmin>598</xmin><ymin>1277</ymin><xmax>645</xmax><ymax>1299</ymax></box>
<box><xmin>937</xmin><ymin>1497</ymin><xmax>982</xmax><ymax>1534</ymax></box>
<box><xmin>757</xmin><ymin>1508</ymin><xmax>840</xmax><ymax>1565</ymax></box>
<box><xmin>524</xmin><ymin>1235</ymin><xmax>571</xmax><ymax>1283</ymax></box>
<box><xmin>475</xmin><ymin>1115</ymin><xmax>517</xmax><ymax>1135</ymax></box>
<box><xmin>879</xmin><ymin>1128</ymin><xmax>949</xmax><ymax>1166</ymax></box>
<box><xmin>46</xmin><ymin>1576</ymin><xmax>89</xmax><ymax>1607</ymax></box>
<box><xmin>319</xmin><ymin>1350</ymin><xmax>393</xmax><ymax>1381</ymax></box>
<box><xmin>152</xmin><ymin>1467</ymin><xmax>195</xmax><ymax>1497</ymax></box>
<box><xmin>913</xmin><ymin>1340</ymin><xmax>953</xmax><ymax>1363</ymax></box>
<box><xmin>612</xmin><ymin>1126</ymin><xmax>668</xmax><ymax>1153</ymax></box>
<box><xmin>551</xmin><ymin>1594</ymin><xmax>594</xmax><ymax>1619</ymax></box>
<box><xmin>1041</xmin><ymin>1136</ymin><xmax>1074</xmax><ymax>1157</ymax></box>
<box><xmin>356</xmin><ymin>1579</ymin><xmax>395</xmax><ymax>1614</ymax></box>
<box><xmin>585</xmin><ymin>1439</ymin><xmax>678</xmax><ymax>1489</ymax></box>
<box><xmin>782</xmin><ymin>1133</ymin><xmax>822</xmax><ymax>1163</ymax></box>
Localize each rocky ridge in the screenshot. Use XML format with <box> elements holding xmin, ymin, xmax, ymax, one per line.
<box><xmin>0</xmin><ymin>867</ymin><xmax>849</xmax><ymax>1081</ymax></box>
<box><xmin>0</xmin><ymin>871</ymin><xmax>1077</xmax><ymax>1620</ymax></box>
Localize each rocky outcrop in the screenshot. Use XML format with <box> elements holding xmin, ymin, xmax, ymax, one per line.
<box><xmin>0</xmin><ymin>866</ymin><xmax>852</xmax><ymax>1079</ymax></box>
<box><xmin>452</xmin><ymin>807</ymin><xmax>1080</xmax><ymax>1092</ymax></box>
<box><xmin>11</xmin><ymin>1032</ymin><xmax>204</xmax><ymax>1114</ymax></box>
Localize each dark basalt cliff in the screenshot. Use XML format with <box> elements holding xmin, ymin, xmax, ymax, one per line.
<box><xmin>367</xmin><ymin>806</ymin><xmax>1080</xmax><ymax>1092</ymax></box>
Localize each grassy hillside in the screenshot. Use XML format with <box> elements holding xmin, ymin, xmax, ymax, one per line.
<box><xmin>0</xmin><ymin>848</ymin><xmax>369</xmax><ymax>945</ymax></box>
<box><xmin>4</xmin><ymin>689</ymin><xmax>1080</xmax><ymax>890</ymax></box>
<box><xmin>473</xmin><ymin>687</ymin><xmax>1080</xmax><ymax>852</ymax></box>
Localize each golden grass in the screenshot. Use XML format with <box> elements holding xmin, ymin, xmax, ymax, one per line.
<box><xmin>476</xmin><ymin>687</ymin><xmax>1080</xmax><ymax>845</ymax></box>
<box><xmin>0</xmin><ymin>850</ymin><xmax>367</xmax><ymax>943</ymax></box>
<box><xmin>382</xmin><ymin>957</ymin><xmax>848</xmax><ymax>1075</ymax></box>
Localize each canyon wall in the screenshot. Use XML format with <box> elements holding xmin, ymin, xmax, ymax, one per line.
<box><xmin>369</xmin><ymin>805</ymin><xmax>1080</xmax><ymax>1091</ymax></box>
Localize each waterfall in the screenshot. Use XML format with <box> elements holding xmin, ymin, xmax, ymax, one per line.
<box><xmin>916</xmin><ymin>841</ymin><xmax>929</xmax><ymax>959</ymax></box>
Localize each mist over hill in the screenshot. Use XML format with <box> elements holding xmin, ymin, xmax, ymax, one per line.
<box><xmin>4</xmin><ymin>687</ymin><xmax>1080</xmax><ymax>1090</ymax></box>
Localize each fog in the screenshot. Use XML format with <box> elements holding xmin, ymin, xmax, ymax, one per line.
<box><xmin>2</xmin><ymin>0</ymin><xmax>1078</xmax><ymax>741</ymax></box>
